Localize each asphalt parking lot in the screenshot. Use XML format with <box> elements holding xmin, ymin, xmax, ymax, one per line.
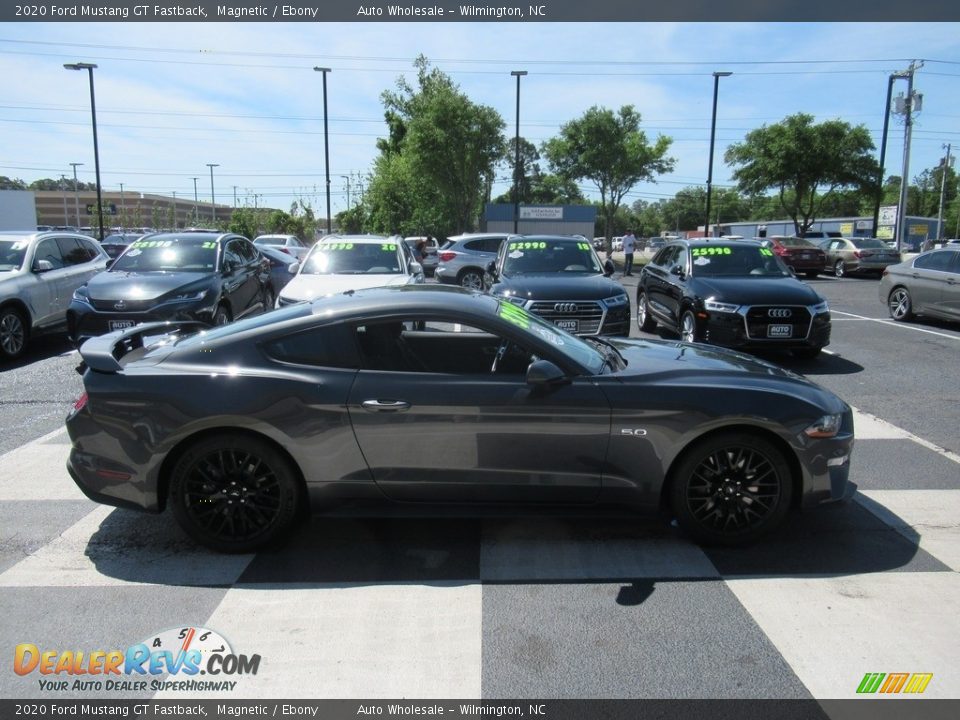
<box><xmin>0</xmin><ymin>270</ymin><xmax>958</xmax><ymax>701</ymax></box>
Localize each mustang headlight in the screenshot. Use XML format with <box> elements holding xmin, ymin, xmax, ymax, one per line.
<box><xmin>811</xmin><ymin>299</ymin><xmax>830</xmax><ymax>314</ymax></box>
<box><xmin>805</xmin><ymin>413</ymin><xmax>842</xmax><ymax>438</ymax></box>
<box><xmin>704</xmin><ymin>297</ymin><xmax>740</xmax><ymax>313</ymax></box>
<box><xmin>603</xmin><ymin>293</ymin><xmax>629</xmax><ymax>308</ymax></box>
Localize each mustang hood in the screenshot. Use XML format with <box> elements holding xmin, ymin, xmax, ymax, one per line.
<box><xmin>86</xmin><ymin>271</ymin><xmax>214</xmax><ymax>302</ymax></box>
<box><xmin>608</xmin><ymin>336</ymin><xmax>801</xmax><ymax>379</ymax></box>
<box><xmin>494</xmin><ymin>273</ymin><xmax>623</xmax><ymax>301</ymax></box>
<box><xmin>690</xmin><ymin>276</ymin><xmax>822</xmax><ymax>306</ymax></box>
<box><xmin>605</xmin><ymin>337</ymin><xmax>847</xmax><ymax>412</ymax></box>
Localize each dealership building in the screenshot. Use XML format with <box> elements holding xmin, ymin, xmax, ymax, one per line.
<box><xmin>710</xmin><ymin>209</ymin><xmax>946</xmax><ymax>250</ymax></box>
<box><xmin>484</xmin><ymin>204</ymin><xmax>597</xmax><ymax>237</ymax></box>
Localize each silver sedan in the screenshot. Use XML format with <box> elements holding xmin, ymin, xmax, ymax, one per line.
<box><xmin>879</xmin><ymin>248</ymin><xmax>960</xmax><ymax>324</ymax></box>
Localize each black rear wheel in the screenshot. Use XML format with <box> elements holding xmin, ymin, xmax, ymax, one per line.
<box><xmin>670</xmin><ymin>432</ymin><xmax>793</xmax><ymax>545</ymax></box>
<box><xmin>169</xmin><ymin>434</ymin><xmax>301</xmax><ymax>553</ymax></box>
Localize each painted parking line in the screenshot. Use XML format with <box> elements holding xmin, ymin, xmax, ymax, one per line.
<box><xmin>831</xmin><ymin>310</ymin><xmax>960</xmax><ymax>341</ymax></box>
<box><xmin>852</xmin><ymin>406</ymin><xmax>960</xmax><ymax>465</ymax></box>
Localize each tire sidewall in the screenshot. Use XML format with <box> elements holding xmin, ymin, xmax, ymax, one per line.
<box><xmin>0</xmin><ymin>307</ymin><xmax>29</xmax><ymax>360</ymax></box>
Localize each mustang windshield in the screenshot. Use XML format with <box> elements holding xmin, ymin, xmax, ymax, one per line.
<box><xmin>502</xmin><ymin>240</ymin><xmax>603</xmax><ymax>275</ymax></box>
<box><xmin>111</xmin><ymin>238</ymin><xmax>217</xmax><ymax>273</ymax></box>
<box><xmin>301</xmin><ymin>242</ymin><xmax>402</xmax><ymax>275</ymax></box>
<box><xmin>689</xmin><ymin>245</ymin><xmax>790</xmax><ymax>278</ymax></box>
<box><xmin>497</xmin><ymin>300</ymin><xmax>605</xmax><ymax>374</ymax></box>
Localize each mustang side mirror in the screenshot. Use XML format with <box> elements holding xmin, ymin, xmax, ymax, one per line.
<box><xmin>670</xmin><ymin>264</ymin><xmax>685</xmax><ymax>278</ymax></box>
<box><xmin>287</xmin><ymin>261</ymin><xmax>300</xmax><ymax>275</ymax></box>
<box><xmin>486</xmin><ymin>260</ymin><xmax>498</xmax><ymax>280</ymax></box>
<box><xmin>33</xmin><ymin>259</ymin><xmax>54</xmax><ymax>273</ymax></box>
<box><xmin>603</xmin><ymin>259</ymin><xmax>615</xmax><ymax>277</ymax></box>
<box><xmin>526</xmin><ymin>359</ymin><xmax>569</xmax><ymax>387</ymax></box>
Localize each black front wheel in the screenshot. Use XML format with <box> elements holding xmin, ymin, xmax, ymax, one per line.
<box><xmin>169</xmin><ymin>434</ymin><xmax>302</xmax><ymax>553</ymax></box>
<box><xmin>670</xmin><ymin>432</ymin><xmax>793</xmax><ymax>545</ymax></box>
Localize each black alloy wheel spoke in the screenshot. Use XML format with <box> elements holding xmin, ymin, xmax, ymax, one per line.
<box><xmin>184</xmin><ymin>449</ymin><xmax>283</xmax><ymax>541</ymax></box>
<box><xmin>686</xmin><ymin>445</ymin><xmax>781</xmax><ymax>533</ymax></box>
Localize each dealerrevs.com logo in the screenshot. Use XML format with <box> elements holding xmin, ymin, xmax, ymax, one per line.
<box><xmin>13</xmin><ymin>626</ymin><xmax>261</xmax><ymax>693</ymax></box>
<box><xmin>857</xmin><ymin>672</ymin><xmax>933</xmax><ymax>694</ymax></box>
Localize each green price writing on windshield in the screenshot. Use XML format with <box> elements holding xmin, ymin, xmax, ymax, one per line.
<box><xmin>577</xmin><ymin>242</ymin><xmax>590</xmax><ymax>251</ymax></box>
<box><xmin>760</xmin><ymin>248</ymin><xmax>774</xmax><ymax>257</ymax></box>
<box><xmin>131</xmin><ymin>240</ymin><xmax>175</xmax><ymax>249</ymax></box>
<box><xmin>380</xmin><ymin>244</ymin><xmax>397</xmax><ymax>251</ymax></box>
<box><xmin>323</xmin><ymin>243</ymin><xmax>355</xmax><ymax>250</ymax></box>
<box><xmin>691</xmin><ymin>247</ymin><xmax>732</xmax><ymax>257</ymax></box>
<box><xmin>508</xmin><ymin>241</ymin><xmax>547</xmax><ymax>251</ymax></box>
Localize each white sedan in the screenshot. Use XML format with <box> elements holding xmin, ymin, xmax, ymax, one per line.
<box><xmin>276</xmin><ymin>235</ymin><xmax>424</xmax><ymax>307</ymax></box>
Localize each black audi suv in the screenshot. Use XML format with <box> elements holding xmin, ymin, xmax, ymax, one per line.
<box><xmin>487</xmin><ymin>235</ymin><xmax>629</xmax><ymax>336</ymax></box>
<box><xmin>636</xmin><ymin>238</ymin><xmax>831</xmax><ymax>359</ymax></box>
<box><xmin>67</xmin><ymin>231</ymin><xmax>273</xmax><ymax>343</ymax></box>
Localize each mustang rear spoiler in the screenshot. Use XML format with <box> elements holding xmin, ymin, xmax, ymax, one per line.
<box><xmin>77</xmin><ymin>321</ymin><xmax>209</xmax><ymax>374</ymax></box>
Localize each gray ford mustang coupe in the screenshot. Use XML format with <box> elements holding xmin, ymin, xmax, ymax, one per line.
<box><xmin>66</xmin><ymin>285</ymin><xmax>854</xmax><ymax>552</ymax></box>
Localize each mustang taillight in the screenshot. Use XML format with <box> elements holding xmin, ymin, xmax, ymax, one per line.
<box><xmin>73</xmin><ymin>393</ymin><xmax>88</xmax><ymax>412</ymax></box>
<box><xmin>774</xmin><ymin>246</ymin><xmax>788</xmax><ymax>255</ymax></box>
<box><xmin>854</xmin><ymin>251</ymin><xmax>864</xmax><ymax>259</ymax></box>
<box><xmin>439</xmin><ymin>252</ymin><xmax>457</xmax><ymax>262</ymax></box>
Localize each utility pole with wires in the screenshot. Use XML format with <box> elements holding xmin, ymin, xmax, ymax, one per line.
<box><xmin>893</xmin><ymin>60</ymin><xmax>923</xmax><ymax>253</ymax></box>
<box><xmin>936</xmin><ymin>143</ymin><xmax>953</xmax><ymax>241</ymax></box>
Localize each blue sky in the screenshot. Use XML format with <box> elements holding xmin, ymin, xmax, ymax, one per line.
<box><xmin>1</xmin><ymin>21</ymin><xmax>958</xmax><ymax>220</ymax></box>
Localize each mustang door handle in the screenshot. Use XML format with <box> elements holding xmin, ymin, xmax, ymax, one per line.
<box><xmin>361</xmin><ymin>399</ymin><xmax>411</xmax><ymax>413</ymax></box>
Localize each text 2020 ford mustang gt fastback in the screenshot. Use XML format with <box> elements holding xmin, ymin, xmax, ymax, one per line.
<box><xmin>66</xmin><ymin>285</ymin><xmax>854</xmax><ymax>552</ymax></box>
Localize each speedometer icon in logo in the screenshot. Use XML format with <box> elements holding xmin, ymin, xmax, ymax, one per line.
<box><xmin>143</xmin><ymin>626</ymin><xmax>232</xmax><ymax>665</ymax></box>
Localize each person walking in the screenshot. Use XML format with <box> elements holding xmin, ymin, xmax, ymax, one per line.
<box><xmin>622</xmin><ymin>230</ymin><xmax>637</xmax><ymax>276</ymax></box>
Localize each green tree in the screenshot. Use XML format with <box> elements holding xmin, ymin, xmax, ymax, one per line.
<box><xmin>0</xmin><ymin>176</ymin><xmax>27</xmax><ymax>190</ymax></box>
<box><xmin>543</xmin><ymin>105</ymin><xmax>674</xmax><ymax>254</ymax></box>
<box><xmin>370</xmin><ymin>56</ymin><xmax>506</xmax><ymax>234</ymax></box>
<box><xmin>725</xmin><ymin>113</ymin><xmax>880</xmax><ymax>236</ymax></box>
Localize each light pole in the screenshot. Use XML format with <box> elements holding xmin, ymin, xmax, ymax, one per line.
<box><xmin>936</xmin><ymin>143</ymin><xmax>952</xmax><ymax>241</ymax></box>
<box><xmin>872</xmin><ymin>74</ymin><xmax>898</xmax><ymax>239</ymax></box>
<box><xmin>192</xmin><ymin>177</ymin><xmax>199</xmax><ymax>224</ymax></box>
<box><xmin>69</xmin><ymin>162</ymin><xmax>83</xmax><ymax>228</ymax></box>
<box><xmin>233</xmin><ymin>185</ymin><xmax>238</xmax><ymax>208</ymax></box>
<box><xmin>704</xmin><ymin>71</ymin><xmax>732</xmax><ymax>239</ymax></box>
<box><xmin>314</xmin><ymin>66</ymin><xmax>332</xmax><ymax>233</ymax></box>
<box><xmin>340</xmin><ymin>175</ymin><xmax>351</xmax><ymax>209</ymax></box>
<box><xmin>119</xmin><ymin>182</ymin><xmax>125</xmax><ymax>229</ymax></box>
<box><xmin>64</xmin><ymin>62</ymin><xmax>104</xmax><ymax>240</ymax></box>
<box><xmin>60</xmin><ymin>175</ymin><xmax>69</xmax><ymax>226</ymax></box>
<box><xmin>206</xmin><ymin>163</ymin><xmax>219</xmax><ymax>223</ymax></box>
<box><xmin>511</xmin><ymin>70</ymin><xmax>527</xmax><ymax>234</ymax></box>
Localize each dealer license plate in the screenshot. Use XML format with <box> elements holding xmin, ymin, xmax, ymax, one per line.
<box><xmin>555</xmin><ymin>319</ymin><xmax>579</xmax><ymax>333</ymax></box>
<box><xmin>767</xmin><ymin>324</ymin><xmax>792</xmax><ymax>338</ymax></box>
<box><xmin>109</xmin><ymin>320</ymin><xmax>136</xmax><ymax>331</ymax></box>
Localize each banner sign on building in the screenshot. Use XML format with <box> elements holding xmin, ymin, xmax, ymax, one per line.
<box><xmin>879</xmin><ymin>206</ymin><xmax>898</xmax><ymax>225</ymax></box>
<box><xmin>519</xmin><ymin>207</ymin><xmax>564</xmax><ymax>220</ymax></box>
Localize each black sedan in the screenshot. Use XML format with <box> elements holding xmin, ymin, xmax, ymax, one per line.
<box><xmin>66</xmin><ymin>285</ymin><xmax>854</xmax><ymax>553</ymax></box>
<box><xmin>67</xmin><ymin>231</ymin><xmax>274</xmax><ymax>343</ymax></box>
<box><xmin>637</xmin><ymin>239</ymin><xmax>831</xmax><ymax>359</ymax></box>
<box><xmin>487</xmin><ymin>235</ymin><xmax>629</xmax><ymax>336</ymax></box>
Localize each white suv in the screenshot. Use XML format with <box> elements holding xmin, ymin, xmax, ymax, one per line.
<box><xmin>277</xmin><ymin>234</ymin><xmax>423</xmax><ymax>307</ymax></box>
<box><xmin>0</xmin><ymin>231</ymin><xmax>109</xmax><ymax>359</ymax></box>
